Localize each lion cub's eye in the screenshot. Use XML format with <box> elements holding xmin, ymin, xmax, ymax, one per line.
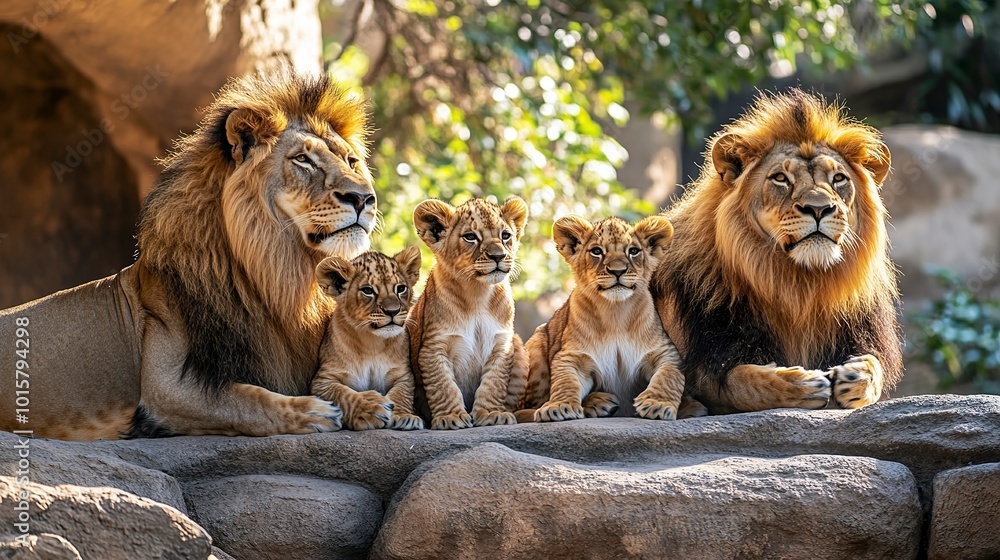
<box><xmin>395</xmin><ymin>284</ymin><xmax>408</xmax><ymax>295</ymax></box>
<box><xmin>501</xmin><ymin>230</ymin><xmax>512</xmax><ymax>242</ymax></box>
<box><xmin>462</xmin><ymin>233</ymin><xmax>479</xmax><ymax>243</ymax></box>
<box><xmin>589</xmin><ymin>247</ymin><xmax>604</xmax><ymax>257</ymax></box>
<box><xmin>770</xmin><ymin>172</ymin><xmax>789</xmax><ymax>184</ymax></box>
<box><xmin>832</xmin><ymin>172</ymin><xmax>848</xmax><ymax>184</ymax></box>
<box><xmin>360</xmin><ymin>286</ymin><xmax>376</xmax><ymax>297</ymax></box>
<box><xmin>628</xmin><ymin>246</ymin><xmax>641</xmax><ymax>257</ymax></box>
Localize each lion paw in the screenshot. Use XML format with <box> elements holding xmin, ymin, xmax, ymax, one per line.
<box><xmin>773</xmin><ymin>365</ymin><xmax>831</xmax><ymax>409</ymax></box>
<box><xmin>582</xmin><ymin>392</ymin><xmax>620</xmax><ymax>418</ymax></box>
<box><xmin>534</xmin><ymin>401</ymin><xmax>584</xmax><ymax>422</ymax></box>
<box><xmin>346</xmin><ymin>393</ymin><xmax>394</xmax><ymax>431</ymax></box>
<box><xmin>633</xmin><ymin>391</ymin><xmax>679</xmax><ymax>420</ymax></box>
<box><xmin>430</xmin><ymin>411</ymin><xmax>473</xmax><ymax>430</ymax></box>
<box><xmin>390</xmin><ymin>414</ymin><xmax>425</xmax><ymax>430</ymax></box>
<box><xmin>473</xmin><ymin>409</ymin><xmax>517</xmax><ymax>427</ymax></box>
<box><xmin>294</xmin><ymin>396</ymin><xmax>343</xmax><ymax>433</ymax></box>
<box><xmin>829</xmin><ymin>355</ymin><xmax>882</xmax><ymax>409</ymax></box>
<box><xmin>677</xmin><ymin>396</ymin><xmax>709</xmax><ymax>419</ymax></box>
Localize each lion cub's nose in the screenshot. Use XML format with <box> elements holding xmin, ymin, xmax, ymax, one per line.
<box><xmin>606</xmin><ymin>262</ymin><xmax>628</xmax><ymax>278</ymax></box>
<box><xmin>383</xmin><ymin>305</ymin><xmax>401</xmax><ymax>318</ymax></box>
<box><xmin>795</xmin><ymin>202</ymin><xmax>835</xmax><ymax>222</ymax></box>
<box><xmin>486</xmin><ymin>243</ymin><xmax>505</xmax><ymax>263</ymax></box>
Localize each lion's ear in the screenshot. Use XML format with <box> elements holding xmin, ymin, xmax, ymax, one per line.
<box><xmin>413</xmin><ymin>199</ymin><xmax>455</xmax><ymax>250</ymax></box>
<box><xmin>553</xmin><ymin>215</ymin><xmax>594</xmax><ymax>260</ymax></box>
<box><xmin>634</xmin><ymin>216</ymin><xmax>674</xmax><ymax>259</ymax></box>
<box><xmin>316</xmin><ymin>256</ymin><xmax>355</xmax><ymax>297</ymax></box>
<box><xmin>393</xmin><ymin>246</ymin><xmax>422</xmax><ymax>287</ymax></box>
<box><xmin>865</xmin><ymin>140</ymin><xmax>891</xmax><ymax>186</ymax></box>
<box><xmin>711</xmin><ymin>133</ymin><xmax>753</xmax><ymax>186</ymax></box>
<box><xmin>500</xmin><ymin>196</ymin><xmax>529</xmax><ymax>240</ymax></box>
<box><xmin>225</xmin><ymin>108</ymin><xmax>278</xmax><ymax>164</ymax></box>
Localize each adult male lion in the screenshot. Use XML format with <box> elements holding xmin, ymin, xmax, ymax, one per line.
<box><xmin>1</xmin><ymin>72</ymin><xmax>376</xmax><ymax>440</ymax></box>
<box><xmin>652</xmin><ymin>89</ymin><xmax>902</xmax><ymax>415</ymax></box>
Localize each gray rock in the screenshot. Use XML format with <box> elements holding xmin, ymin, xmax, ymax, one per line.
<box><xmin>211</xmin><ymin>546</ymin><xmax>238</xmax><ymax>560</ymax></box>
<box><xmin>928</xmin><ymin>461</ymin><xmax>1000</xmax><ymax>560</ymax></box>
<box><xmin>371</xmin><ymin>443</ymin><xmax>921</xmax><ymax>560</ymax></box>
<box><xmin>0</xmin><ymin>533</ymin><xmax>81</xmax><ymax>559</ymax></box>
<box><xmin>0</xmin><ymin>477</ymin><xmax>211</xmax><ymax>560</ymax></box>
<box><xmin>185</xmin><ymin>474</ymin><xmax>383</xmax><ymax>560</ymax></box>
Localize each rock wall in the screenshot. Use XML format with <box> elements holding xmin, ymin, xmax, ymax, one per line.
<box><xmin>1</xmin><ymin>395</ymin><xmax>999</xmax><ymax>559</ymax></box>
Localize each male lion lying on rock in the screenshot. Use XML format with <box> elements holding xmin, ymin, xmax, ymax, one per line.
<box><xmin>1</xmin><ymin>72</ymin><xmax>375</xmax><ymax>440</ymax></box>
<box><xmin>652</xmin><ymin>89</ymin><xmax>903</xmax><ymax>415</ymax></box>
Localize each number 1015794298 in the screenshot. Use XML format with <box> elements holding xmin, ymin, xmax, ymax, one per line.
<box><xmin>14</xmin><ymin>317</ymin><xmax>30</xmax><ymax>425</ymax></box>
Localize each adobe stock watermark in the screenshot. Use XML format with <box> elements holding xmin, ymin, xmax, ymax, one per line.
<box><xmin>11</xmin><ymin>316</ymin><xmax>33</xmax><ymax>544</ymax></box>
<box><xmin>6</xmin><ymin>0</ymin><xmax>72</xmax><ymax>54</ymax></box>
<box><xmin>967</xmin><ymin>255</ymin><xmax>999</xmax><ymax>293</ymax></box>
<box><xmin>51</xmin><ymin>65</ymin><xmax>170</xmax><ymax>182</ymax></box>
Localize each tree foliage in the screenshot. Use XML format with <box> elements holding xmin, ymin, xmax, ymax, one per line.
<box><xmin>321</xmin><ymin>0</ymin><xmax>937</xmax><ymax>298</ymax></box>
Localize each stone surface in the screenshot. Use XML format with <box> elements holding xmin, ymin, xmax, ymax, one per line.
<box><xmin>0</xmin><ymin>478</ymin><xmax>212</xmax><ymax>560</ymax></box>
<box><xmin>0</xmin><ymin>532</ymin><xmax>81</xmax><ymax>559</ymax></box>
<box><xmin>928</xmin><ymin>461</ymin><xmax>1000</xmax><ymax>560</ymax></box>
<box><xmin>373</xmin><ymin>444</ymin><xmax>921</xmax><ymax>560</ymax></box>
<box><xmin>185</xmin><ymin>474</ymin><xmax>383</xmax><ymax>560</ymax></box>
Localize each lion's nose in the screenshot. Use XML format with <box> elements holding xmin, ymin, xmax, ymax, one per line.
<box><xmin>383</xmin><ymin>306</ymin><xmax>400</xmax><ymax>319</ymax></box>
<box><xmin>606</xmin><ymin>262</ymin><xmax>628</xmax><ymax>278</ymax></box>
<box><xmin>795</xmin><ymin>202</ymin><xmax>835</xmax><ymax>222</ymax></box>
<box><xmin>486</xmin><ymin>243</ymin><xmax>505</xmax><ymax>263</ymax></box>
<box><xmin>336</xmin><ymin>191</ymin><xmax>375</xmax><ymax>214</ymax></box>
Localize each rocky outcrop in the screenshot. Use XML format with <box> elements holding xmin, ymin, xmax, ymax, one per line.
<box><xmin>0</xmin><ymin>395</ymin><xmax>998</xmax><ymax>559</ymax></box>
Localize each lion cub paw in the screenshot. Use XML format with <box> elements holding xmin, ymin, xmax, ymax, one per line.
<box><xmin>534</xmin><ymin>401</ymin><xmax>584</xmax><ymax>422</ymax></box>
<box><xmin>346</xmin><ymin>391</ymin><xmax>394</xmax><ymax>431</ymax></box>
<box><xmin>582</xmin><ymin>392</ymin><xmax>619</xmax><ymax>418</ymax></box>
<box><xmin>390</xmin><ymin>414</ymin><xmax>425</xmax><ymax>431</ymax></box>
<box><xmin>829</xmin><ymin>355</ymin><xmax>882</xmax><ymax>409</ymax></box>
<box><xmin>473</xmin><ymin>409</ymin><xmax>517</xmax><ymax>427</ymax></box>
<box><xmin>430</xmin><ymin>411</ymin><xmax>474</xmax><ymax>430</ymax></box>
<box><xmin>633</xmin><ymin>391</ymin><xmax>679</xmax><ymax>420</ymax></box>
<box><xmin>772</xmin><ymin>365</ymin><xmax>831</xmax><ymax>409</ymax></box>
<box><xmin>288</xmin><ymin>396</ymin><xmax>343</xmax><ymax>433</ymax></box>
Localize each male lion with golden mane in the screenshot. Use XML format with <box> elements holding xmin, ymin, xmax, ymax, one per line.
<box><xmin>0</xmin><ymin>72</ymin><xmax>377</xmax><ymax>440</ymax></box>
<box><xmin>652</xmin><ymin>89</ymin><xmax>902</xmax><ymax>415</ymax></box>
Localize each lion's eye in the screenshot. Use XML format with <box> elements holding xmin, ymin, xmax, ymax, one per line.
<box><xmin>395</xmin><ymin>284</ymin><xmax>407</xmax><ymax>295</ymax></box>
<box><xmin>501</xmin><ymin>230</ymin><xmax>512</xmax><ymax>242</ymax></box>
<box><xmin>771</xmin><ymin>172</ymin><xmax>789</xmax><ymax>184</ymax></box>
<box><xmin>589</xmin><ymin>247</ymin><xmax>604</xmax><ymax>257</ymax></box>
<box><xmin>292</xmin><ymin>154</ymin><xmax>312</xmax><ymax>166</ymax></box>
<box><xmin>832</xmin><ymin>172</ymin><xmax>848</xmax><ymax>184</ymax></box>
<box><xmin>628</xmin><ymin>246</ymin><xmax>641</xmax><ymax>257</ymax></box>
<box><xmin>360</xmin><ymin>286</ymin><xmax>375</xmax><ymax>297</ymax></box>
<box><xmin>462</xmin><ymin>233</ymin><xmax>479</xmax><ymax>243</ymax></box>
<box><xmin>346</xmin><ymin>154</ymin><xmax>360</xmax><ymax>167</ymax></box>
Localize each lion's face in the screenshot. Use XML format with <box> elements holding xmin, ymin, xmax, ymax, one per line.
<box><xmin>413</xmin><ymin>197</ymin><xmax>528</xmax><ymax>285</ymax></box>
<box><xmin>748</xmin><ymin>143</ymin><xmax>859</xmax><ymax>270</ymax></box>
<box><xmin>316</xmin><ymin>247</ymin><xmax>421</xmax><ymax>338</ymax></box>
<box><xmin>266</xmin><ymin>125</ymin><xmax>376</xmax><ymax>260</ymax></box>
<box><xmin>554</xmin><ymin>215</ymin><xmax>673</xmax><ymax>302</ymax></box>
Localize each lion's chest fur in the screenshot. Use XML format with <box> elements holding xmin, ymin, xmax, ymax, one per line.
<box><xmin>443</xmin><ymin>314</ymin><xmax>509</xmax><ymax>408</ymax></box>
<box><xmin>338</xmin><ymin>352</ymin><xmax>399</xmax><ymax>394</ymax></box>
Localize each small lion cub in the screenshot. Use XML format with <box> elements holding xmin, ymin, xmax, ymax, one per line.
<box><xmin>312</xmin><ymin>248</ymin><xmax>425</xmax><ymax>430</ymax></box>
<box><xmin>519</xmin><ymin>215</ymin><xmax>685</xmax><ymax>422</ymax></box>
<box><xmin>409</xmin><ymin>196</ymin><xmax>529</xmax><ymax>430</ymax></box>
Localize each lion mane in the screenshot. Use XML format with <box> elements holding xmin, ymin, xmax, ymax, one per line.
<box><xmin>652</xmin><ymin>89</ymin><xmax>902</xmax><ymax>411</ymax></box>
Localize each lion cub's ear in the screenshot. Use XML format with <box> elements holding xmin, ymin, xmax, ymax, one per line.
<box><xmin>225</xmin><ymin>108</ymin><xmax>280</xmax><ymax>164</ymax></box>
<box><xmin>500</xmin><ymin>196</ymin><xmax>529</xmax><ymax>240</ymax></box>
<box><xmin>553</xmin><ymin>215</ymin><xmax>594</xmax><ymax>261</ymax></box>
<box><xmin>316</xmin><ymin>256</ymin><xmax>356</xmax><ymax>297</ymax></box>
<box><xmin>413</xmin><ymin>199</ymin><xmax>456</xmax><ymax>250</ymax></box>
<box><xmin>393</xmin><ymin>246</ymin><xmax>422</xmax><ymax>287</ymax></box>
<box><xmin>634</xmin><ymin>216</ymin><xmax>674</xmax><ymax>259</ymax></box>
<box><xmin>711</xmin><ymin>132</ymin><xmax>753</xmax><ymax>187</ymax></box>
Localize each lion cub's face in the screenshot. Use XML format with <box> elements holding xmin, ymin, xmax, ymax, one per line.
<box><xmin>266</xmin><ymin>125</ymin><xmax>377</xmax><ymax>260</ymax></box>
<box><xmin>413</xmin><ymin>197</ymin><xmax>528</xmax><ymax>285</ymax></box>
<box><xmin>554</xmin><ymin>216</ymin><xmax>674</xmax><ymax>302</ymax></box>
<box><xmin>316</xmin><ymin>248</ymin><xmax>421</xmax><ymax>338</ymax></box>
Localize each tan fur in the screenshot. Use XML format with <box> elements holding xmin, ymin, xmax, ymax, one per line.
<box><xmin>312</xmin><ymin>248</ymin><xmax>424</xmax><ymax>430</ymax></box>
<box><xmin>408</xmin><ymin>197</ymin><xmax>530</xmax><ymax>430</ymax></box>
<box><xmin>652</xmin><ymin>89</ymin><xmax>902</xmax><ymax>413</ymax></box>
<box><xmin>517</xmin><ymin>216</ymin><xmax>685</xmax><ymax>422</ymax></box>
<box><xmin>0</xmin><ymin>71</ymin><xmax>376</xmax><ymax>440</ymax></box>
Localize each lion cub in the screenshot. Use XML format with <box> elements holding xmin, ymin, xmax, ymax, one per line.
<box><xmin>518</xmin><ymin>215</ymin><xmax>685</xmax><ymax>422</ymax></box>
<box><xmin>409</xmin><ymin>196</ymin><xmax>529</xmax><ymax>430</ymax></box>
<box><xmin>311</xmin><ymin>248</ymin><xmax>425</xmax><ymax>430</ymax></box>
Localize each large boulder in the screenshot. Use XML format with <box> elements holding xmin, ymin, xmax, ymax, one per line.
<box><xmin>928</xmin><ymin>461</ymin><xmax>1000</xmax><ymax>560</ymax></box>
<box><xmin>371</xmin><ymin>444</ymin><xmax>921</xmax><ymax>560</ymax></box>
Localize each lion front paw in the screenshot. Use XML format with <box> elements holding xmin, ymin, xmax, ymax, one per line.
<box><xmin>829</xmin><ymin>355</ymin><xmax>882</xmax><ymax>409</ymax></box>
<box><xmin>289</xmin><ymin>396</ymin><xmax>343</xmax><ymax>433</ymax></box>
<box><xmin>472</xmin><ymin>409</ymin><xmax>517</xmax><ymax>427</ymax></box>
<box><xmin>633</xmin><ymin>390</ymin><xmax>679</xmax><ymax>420</ymax></box>
<box><xmin>582</xmin><ymin>392</ymin><xmax>619</xmax><ymax>418</ymax></box>
<box><xmin>677</xmin><ymin>396</ymin><xmax>709</xmax><ymax>419</ymax></box>
<box><xmin>534</xmin><ymin>401</ymin><xmax>584</xmax><ymax>422</ymax></box>
<box><xmin>346</xmin><ymin>392</ymin><xmax>394</xmax><ymax>431</ymax></box>
<box><xmin>772</xmin><ymin>365</ymin><xmax>831</xmax><ymax>409</ymax></box>
<box><xmin>390</xmin><ymin>414</ymin><xmax>425</xmax><ymax>431</ymax></box>
<box><xmin>430</xmin><ymin>411</ymin><xmax>473</xmax><ymax>430</ymax></box>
